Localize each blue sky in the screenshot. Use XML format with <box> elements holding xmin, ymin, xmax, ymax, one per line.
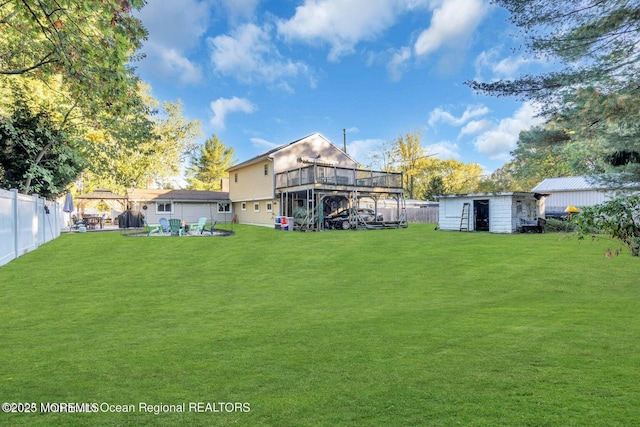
<box><xmin>132</xmin><ymin>0</ymin><xmax>547</xmax><ymax>176</ymax></box>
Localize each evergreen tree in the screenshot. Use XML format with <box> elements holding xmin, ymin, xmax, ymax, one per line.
<box><xmin>186</xmin><ymin>135</ymin><xmax>235</xmax><ymax>191</ymax></box>
<box><xmin>468</xmin><ymin>0</ymin><xmax>640</xmax><ymax>183</ymax></box>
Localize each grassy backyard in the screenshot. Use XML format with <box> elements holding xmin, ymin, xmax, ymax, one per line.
<box><xmin>0</xmin><ymin>224</ymin><xmax>639</xmax><ymax>426</ymax></box>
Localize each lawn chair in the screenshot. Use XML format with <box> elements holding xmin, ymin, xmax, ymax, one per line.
<box><xmin>204</xmin><ymin>220</ymin><xmax>217</xmax><ymax>235</ymax></box>
<box><xmin>145</xmin><ymin>220</ymin><xmax>161</xmax><ymax>236</ymax></box>
<box><xmin>159</xmin><ymin>218</ymin><xmax>170</xmax><ymax>235</ymax></box>
<box><xmin>168</xmin><ymin>218</ymin><xmax>183</xmax><ymax>236</ymax></box>
<box><xmin>192</xmin><ymin>217</ymin><xmax>214</xmax><ymax>235</ymax></box>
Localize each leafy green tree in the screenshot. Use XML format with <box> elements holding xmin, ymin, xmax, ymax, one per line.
<box><xmin>186</xmin><ymin>135</ymin><xmax>235</xmax><ymax>191</ymax></box>
<box><xmin>476</xmin><ymin>164</ymin><xmax>523</xmax><ymax>192</ymax></box>
<box><xmin>393</xmin><ymin>132</ymin><xmax>426</xmax><ymax>199</ymax></box>
<box><xmin>419</xmin><ymin>158</ymin><xmax>483</xmax><ymax>199</ymax></box>
<box><xmin>574</xmin><ymin>195</ymin><xmax>640</xmax><ymax>256</ymax></box>
<box><xmin>0</xmin><ymin>100</ymin><xmax>84</xmax><ymax>198</ymax></box>
<box><xmin>0</xmin><ymin>0</ymin><xmax>148</xmax><ymax>118</ymax></box>
<box><xmin>82</xmin><ymin>88</ymin><xmax>202</xmax><ymax>191</ymax></box>
<box><xmin>389</xmin><ymin>132</ymin><xmax>483</xmax><ymax>199</ymax></box>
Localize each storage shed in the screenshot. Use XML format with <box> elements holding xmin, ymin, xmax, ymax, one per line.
<box><xmin>437</xmin><ymin>192</ymin><xmax>544</xmax><ymax>233</ymax></box>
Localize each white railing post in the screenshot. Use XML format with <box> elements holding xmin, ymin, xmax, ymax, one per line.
<box><xmin>11</xmin><ymin>189</ymin><xmax>19</xmax><ymax>263</ymax></box>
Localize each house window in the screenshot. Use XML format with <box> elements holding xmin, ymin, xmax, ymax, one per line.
<box><xmin>234</xmin><ymin>173</ymin><xmax>238</xmax><ymax>183</ymax></box>
<box><xmin>254</xmin><ymin>202</ymin><xmax>260</xmax><ymax>212</ymax></box>
<box><xmin>264</xmin><ymin>164</ymin><xmax>269</xmax><ymax>176</ymax></box>
<box><xmin>241</xmin><ymin>202</ymin><xmax>246</xmax><ymax>211</ymax></box>
<box><xmin>266</xmin><ymin>202</ymin><xmax>273</xmax><ymax>212</ymax></box>
<box><xmin>218</xmin><ymin>203</ymin><xmax>231</xmax><ymax>213</ymax></box>
<box><xmin>156</xmin><ymin>202</ymin><xmax>173</xmax><ymax>214</ymax></box>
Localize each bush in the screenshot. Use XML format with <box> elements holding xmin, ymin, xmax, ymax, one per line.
<box><xmin>573</xmin><ymin>195</ymin><xmax>640</xmax><ymax>256</ymax></box>
<box><xmin>544</xmin><ymin>217</ymin><xmax>576</xmax><ymax>233</ymax></box>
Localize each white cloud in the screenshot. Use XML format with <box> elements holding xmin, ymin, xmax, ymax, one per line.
<box><xmin>214</xmin><ymin>0</ymin><xmax>261</xmax><ymax>22</ymax></box>
<box><xmin>473</xmin><ymin>48</ymin><xmax>537</xmax><ymax>80</ymax></box>
<box><xmin>210</xmin><ymin>97</ymin><xmax>257</xmax><ymax>130</ymax></box>
<box><xmin>134</xmin><ymin>0</ymin><xmax>210</xmax><ymax>84</ymax></box>
<box><xmin>473</xmin><ymin>102</ymin><xmax>544</xmax><ymax>160</ymax></box>
<box><xmin>157</xmin><ymin>49</ymin><xmax>203</xmax><ymax>85</ymax></box>
<box><xmin>136</xmin><ymin>0</ymin><xmax>210</xmax><ymax>51</ymax></box>
<box><xmin>250</xmin><ymin>137</ymin><xmax>279</xmax><ymax>149</ymax></box>
<box><xmin>346</xmin><ymin>138</ymin><xmax>386</xmax><ymax>166</ymax></box>
<box><xmin>277</xmin><ymin>0</ymin><xmax>400</xmax><ymax>62</ymax></box>
<box><xmin>428</xmin><ymin>105</ymin><xmax>490</xmax><ymax>127</ymax></box>
<box><xmin>414</xmin><ymin>0</ymin><xmax>487</xmax><ymax>57</ymax></box>
<box><xmin>208</xmin><ymin>23</ymin><xmax>310</xmax><ymax>88</ymax></box>
<box><xmin>459</xmin><ymin>119</ymin><xmax>492</xmax><ymax>137</ymax></box>
<box><xmin>425</xmin><ymin>141</ymin><xmax>460</xmax><ymax>160</ymax></box>
<box><xmin>387</xmin><ymin>47</ymin><xmax>412</xmax><ymax>81</ymax></box>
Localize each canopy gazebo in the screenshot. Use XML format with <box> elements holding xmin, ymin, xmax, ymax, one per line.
<box><xmin>76</xmin><ymin>188</ymin><xmax>127</xmax><ymax>225</ymax></box>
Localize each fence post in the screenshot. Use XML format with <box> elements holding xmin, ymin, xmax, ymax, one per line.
<box><xmin>12</xmin><ymin>189</ymin><xmax>19</xmax><ymax>262</ymax></box>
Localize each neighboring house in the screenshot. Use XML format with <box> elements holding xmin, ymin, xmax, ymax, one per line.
<box><xmin>126</xmin><ymin>189</ymin><xmax>231</xmax><ymax>225</ymax></box>
<box><xmin>531</xmin><ymin>175</ymin><xmax>639</xmax><ymax>212</ymax></box>
<box><xmin>437</xmin><ymin>192</ymin><xmax>544</xmax><ymax>233</ymax></box>
<box><xmin>228</xmin><ymin>133</ymin><xmax>406</xmax><ymax>229</ymax></box>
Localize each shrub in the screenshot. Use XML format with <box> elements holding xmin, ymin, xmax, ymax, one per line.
<box><xmin>573</xmin><ymin>195</ymin><xmax>640</xmax><ymax>256</ymax></box>
<box><xmin>544</xmin><ymin>217</ymin><xmax>576</xmax><ymax>233</ymax></box>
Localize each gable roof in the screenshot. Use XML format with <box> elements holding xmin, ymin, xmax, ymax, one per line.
<box><xmin>228</xmin><ymin>132</ymin><xmax>356</xmax><ymax>171</ymax></box>
<box><xmin>127</xmin><ymin>189</ymin><xmax>229</xmax><ymax>202</ymax></box>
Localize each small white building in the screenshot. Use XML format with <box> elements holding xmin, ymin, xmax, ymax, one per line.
<box><xmin>437</xmin><ymin>192</ymin><xmax>544</xmax><ymax>233</ymax></box>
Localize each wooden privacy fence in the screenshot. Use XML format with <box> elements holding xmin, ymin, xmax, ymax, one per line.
<box><xmin>0</xmin><ymin>188</ymin><xmax>64</xmax><ymax>267</ymax></box>
<box><xmin>378</xmin><ymin>206</ymin><xmax>439</xmax><ymax>224</ymax></box>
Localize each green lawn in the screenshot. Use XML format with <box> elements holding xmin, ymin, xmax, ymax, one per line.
<box><xmin>1</xmin><ymin>224</ymin><xmax>639</xmax><ymax>426</ymax></box>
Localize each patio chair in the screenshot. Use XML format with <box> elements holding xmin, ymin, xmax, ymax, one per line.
<box><xmin>192</xmin><ymin>217</ymin><xmax>214</xmax><ymax>235</ymax></box>
<box><xmin>159</xmin><ymin>218</ymin><xmax>170</xmax><ymax>235</ymax></box>
<box><xmin>168</xmin><ymin>218</ymin><xmax>183</xmax><ymax>236</ymax></box>
<box><xmin>145</xmin><ymin>220</ymin><xmax>161</xmax><ymax>236</ymax></box>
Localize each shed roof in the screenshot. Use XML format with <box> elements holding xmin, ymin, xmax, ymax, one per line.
<box><xmin>531</xmin><ymin>176</ymin><xmax>605</xmax><ymax>192</ymax></box>
<box><xmin>437</xmin><ymin>191</ymin><xmax>540</xmax><ymax>200</ymax></box>
<box><xmin>127</xmin><ymin>189</ymin><xmax>229</xmax><ymax>202</ymax></box>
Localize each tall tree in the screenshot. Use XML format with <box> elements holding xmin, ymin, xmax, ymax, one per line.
<box><xmin>467</xmin><ymin>0</ymin><xmax>640</xmax><ymax>182</ymax></box>
<box><xmin>477</xmin><ymin>164</ymin><xmax>523</xmax><ymax>193</ymax></box>
<box><xmin>81</xmin><ymin>87</ymin><xmax>202</xmax><ymax>191</ymax></box>
<box><xmin>186</xmin><ymin>135</ymin><xmax>235</xmax><ymax>191</ymax></box>
<box><xmin>419</xmin><ymin>158</ymin><xmax>483</xmax><ymax>199</ymax></box>
<box><xmin>394</xmin><ymin>132</ymin><xmax>426</xmax><ymax>199</ymax></box>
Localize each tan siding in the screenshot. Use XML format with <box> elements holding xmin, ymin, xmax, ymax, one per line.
<box><xmin>229</xmin><ymin>161</ymin><xmax>273</xmax><ymax>201</ymax></box>
<box><xmin>233</xmin><ymin>201</ymin><xmax>276</xmax><ymax>226</ymax></box>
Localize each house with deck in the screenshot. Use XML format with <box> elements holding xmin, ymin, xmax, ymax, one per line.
<box><xmin>227</xmin><ymin>133</ymin><xmax>406</xmax><ymax>230</ymax></box>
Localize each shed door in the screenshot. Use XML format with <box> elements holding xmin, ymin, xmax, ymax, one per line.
<box><xmin>474</xmin><ymin>200</ymin><xmax>490</xmax><ymax>231</ymax></box>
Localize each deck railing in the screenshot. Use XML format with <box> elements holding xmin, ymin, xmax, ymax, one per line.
<box><xmin>275</xmin><ymin>165</ymin><xmax>403</xmax><ymax>190</ymax></box>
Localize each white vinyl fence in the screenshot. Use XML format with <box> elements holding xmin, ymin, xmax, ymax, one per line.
<box><xmin>0</xmin><ymin>188</ymin><xmax>63</xmax><ymax>267</ymax></box>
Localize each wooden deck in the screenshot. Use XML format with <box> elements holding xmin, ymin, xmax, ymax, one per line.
<box><xmin>275</xmin><ymin>165</ymin><xmax>403</xmax><ymax>195</ymax></box>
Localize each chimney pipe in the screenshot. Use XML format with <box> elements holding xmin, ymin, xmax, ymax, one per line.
<box><xmin>343</xmin><ymin>128</ymin><xmax>346</xmax><ymax>153</ymax></box>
